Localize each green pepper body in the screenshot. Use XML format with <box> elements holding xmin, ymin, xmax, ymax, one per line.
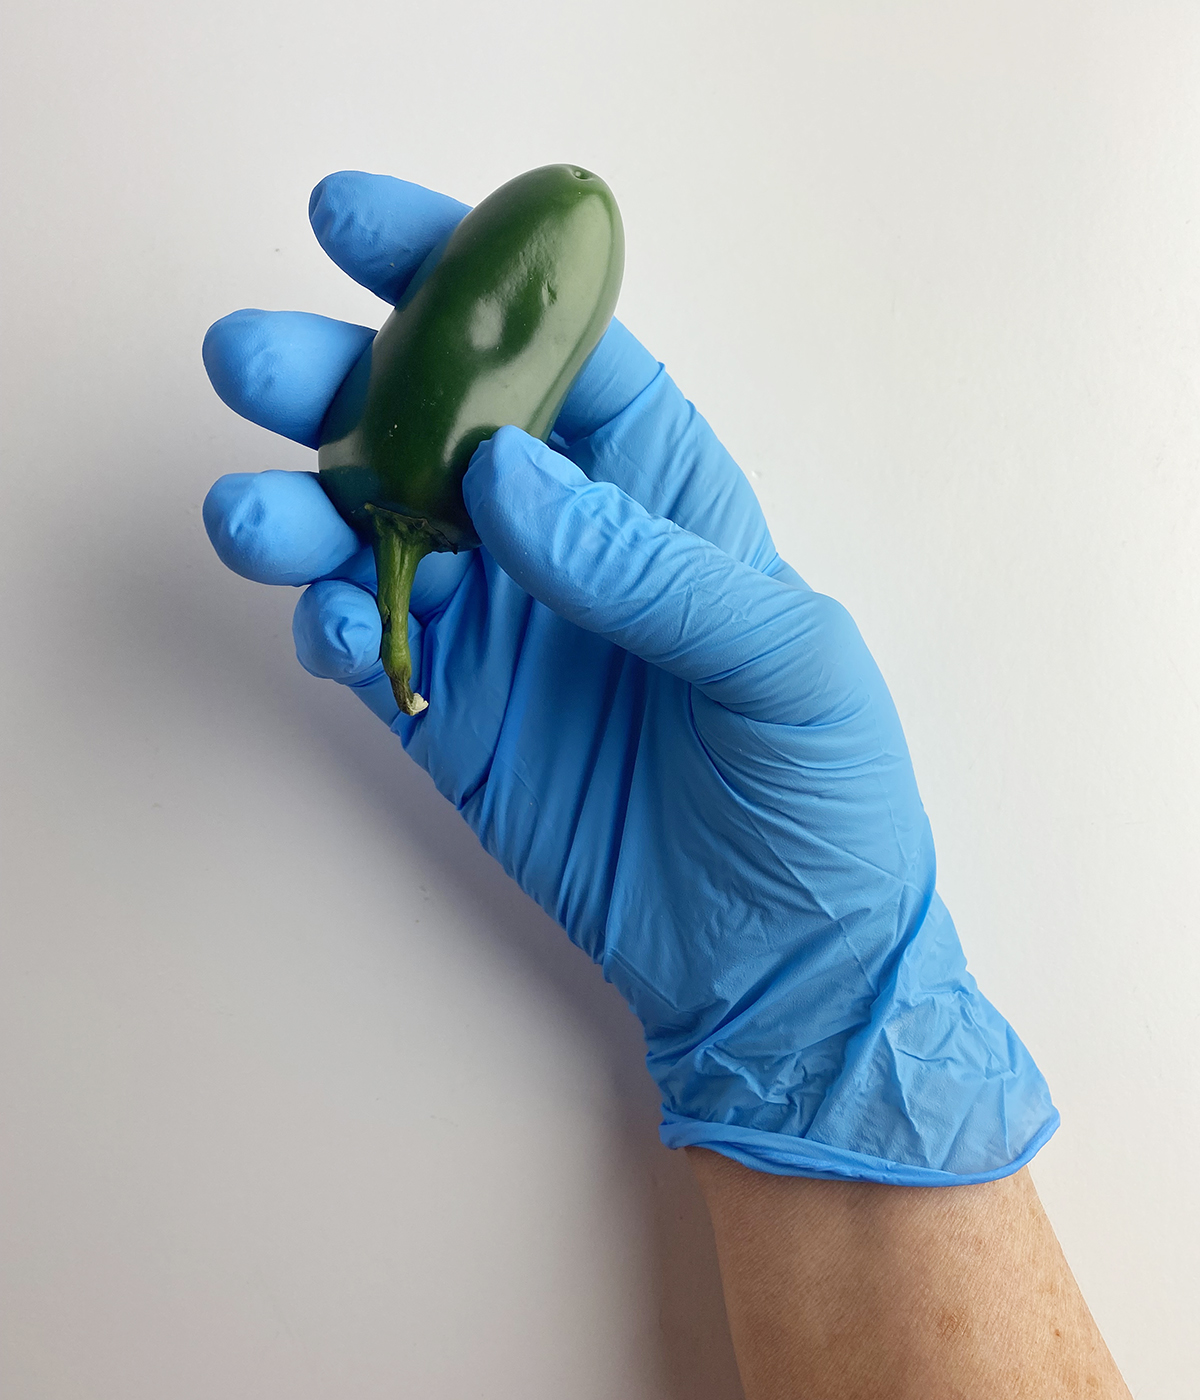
<box><xmin>317</xmin><ymin>164</ymin><xmax>625</xmax><ymax>713</ymax></box>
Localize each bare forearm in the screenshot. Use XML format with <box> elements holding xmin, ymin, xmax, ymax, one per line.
<box><xmin>688</xmin><ymin>1150</ymin><xmax>1129</xmax><ymax>1400</ymax></box>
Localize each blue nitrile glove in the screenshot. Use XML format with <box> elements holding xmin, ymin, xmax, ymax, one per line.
<box><xmin>202</xmin><ymin>171</ymin><xmax>1058</xmax><ymax>1186</ymax></box>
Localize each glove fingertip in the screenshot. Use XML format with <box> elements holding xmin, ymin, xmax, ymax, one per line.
<box><xmin>292</xmin><ymin>580</ymin><xmax>417</xmax><ymax>730</ymax></box>
<box><xmin>202</xmin><ymin>309</ymin><xmax>266</xmax><ymax>414</ymax></box>
<box><xmin>293</xmin><ymin>579</ymin><xmax>381</xmax><ymax>682</ymax></box>
<box><xmin>307</xmin><ymin>170</ymin><xmax>469</xmax><ymax>303</ymax></box>
<box><xmin>463</xmin><ymin>427</ymin><xmax>581</xmax><ymax>531</ymax></box>
<box><xmin>202</xmin><ymin>308</ymin><xmax>374</xmax><ymax>448</ymax></box>
<box><xmin>204</xmin><ymin>471</ymin><xmax>359</xmax><ymax>585</ymax></box>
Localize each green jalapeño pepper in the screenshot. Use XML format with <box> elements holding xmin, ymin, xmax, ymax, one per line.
<box><xmin>318</xmin><ymin>164</ymin><xmax>625</xmax><ymax>714</ymax></box>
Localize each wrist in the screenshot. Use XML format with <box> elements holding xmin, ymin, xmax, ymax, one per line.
<box><xmin>687</xmin><ymin>1150</ymin><xmax>1131</xmax><ymax>1400</ymax></box>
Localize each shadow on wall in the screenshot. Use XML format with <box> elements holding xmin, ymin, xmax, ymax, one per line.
<box><xmin>87</xmin><ymin>474</ymin><xmax>747</xmax><ymax>1400</ymax></box>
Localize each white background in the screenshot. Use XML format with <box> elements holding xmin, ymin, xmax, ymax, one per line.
<box><xmin>2</xmin><ymin>3</ymin><xmax>1197</xmax><ymax>1396</ymax></box>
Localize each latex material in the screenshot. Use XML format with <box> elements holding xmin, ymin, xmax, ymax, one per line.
<box><xmin>202</xmin><ymin>170</ymin><xmax>1058</xmax><ymax>1185</ymax></box>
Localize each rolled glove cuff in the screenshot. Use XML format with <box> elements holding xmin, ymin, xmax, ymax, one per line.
<box><xmin>659</xmin><ymin>1106</ymin><xmax>1060</xmax><ymax>1185</ymax></box>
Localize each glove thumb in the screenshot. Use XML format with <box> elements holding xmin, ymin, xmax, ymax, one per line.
<box><xmin>463</xmin><ymin>427</ymin><xmax>868</xmax><ymax>725</ymax></box>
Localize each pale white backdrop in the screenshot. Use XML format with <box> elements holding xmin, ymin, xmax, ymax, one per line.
<box><xmin>2</xmin><ymin>3</ymin><xmax>1197</xmax><ymax>1397</ymax></box>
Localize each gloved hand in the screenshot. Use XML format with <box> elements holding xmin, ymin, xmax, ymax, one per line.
<box><xmin>202</xmin><ymin>171</ymin><xmax>1058</xmax><ymax>1185</ymax></box>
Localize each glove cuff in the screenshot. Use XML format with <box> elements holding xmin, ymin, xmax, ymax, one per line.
<box><xmin>646</xmin><ymin>896</ymin><xmax>1060</xmax><ymax>1185</ymax></box>
<box><xmin>659</xmin><ymin>1105</ymin><xmax>1060</xmax><ymax>1185</ymax></box>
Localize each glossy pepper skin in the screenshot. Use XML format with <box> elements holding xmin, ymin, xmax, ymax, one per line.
<box><xmin>317</xmin><ymin>164</ymin><xmax>625</xmax><ymax>714</ymax></box>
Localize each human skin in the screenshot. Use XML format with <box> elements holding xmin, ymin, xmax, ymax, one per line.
<box><xmin>688</xmin><ymin>1150</ymin><xmax>1131</xmax><ymax>1399</ymax></box>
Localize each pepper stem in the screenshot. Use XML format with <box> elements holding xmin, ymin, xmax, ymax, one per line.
<box><xmin>366</xmin><ymin>505</ymin><xmax>434</xmax><ymax>716</ymax></box>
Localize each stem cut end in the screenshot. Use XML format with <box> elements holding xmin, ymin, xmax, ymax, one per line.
<box><xmin>366</xmin><ymin>504</ymin><xmax>434</xmax><ymax>717</ymax></box>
